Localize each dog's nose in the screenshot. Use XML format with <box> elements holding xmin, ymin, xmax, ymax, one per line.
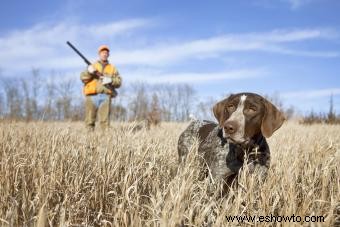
<box><xmin>224</xmin><ymin>121</ymin><xmax>238</xmax><ymax>134</ymax></box>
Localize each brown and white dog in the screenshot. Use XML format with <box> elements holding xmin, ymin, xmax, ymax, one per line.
<box><xmin>177</xmin><ymin>93</ymin><xmax>285</xmax><ymax>182</ymax></box>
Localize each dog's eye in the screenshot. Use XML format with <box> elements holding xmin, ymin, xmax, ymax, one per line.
<box><xmin>246</xmin><ymin>106</ymin><xmax>257</xmax><ymax>113</ymax></box>
<box><xmin>227</xmin><ymin>104</ymin><xmax>236</xmax><ymax>111</ymax></box>
<box><xmin>250</xmin><ymin>106</ymin><xmax>257</xmax><ymax>111</ymax></box>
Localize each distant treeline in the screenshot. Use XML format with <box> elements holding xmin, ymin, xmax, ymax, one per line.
<box><xmin>0</xmin><ymin>69</ymin><xmax>338</xmax><ymax>124</ymax></box>
<box><xmin>299</xmin><ymin>106</ymin><xmax>340</xmax><ymax>125</ymax></box>
<box><xmin>0</xmin><ymin>69</ymin><xmax>209</xmax><ymax>122</ymax></box>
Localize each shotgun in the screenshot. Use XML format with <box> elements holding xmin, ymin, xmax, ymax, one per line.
<box><xmin>67</xmin><ymin>41</ymin><xmax>116</xmax><ymax>89</ymax></box>
<box><xmin>66</xmin><ymin>41</ymin><xmax>91</xmax><ymax>65</ymax></box>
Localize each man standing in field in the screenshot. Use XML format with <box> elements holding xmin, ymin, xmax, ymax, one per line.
<box><xmin>80</xmin><ymin>45</ymin><xmax>122</xmax><ymax>131</ymax></box>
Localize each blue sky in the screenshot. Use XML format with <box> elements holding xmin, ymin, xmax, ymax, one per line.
<box><xmin>0</xmin><ymin>0</ymin><xmax>340</xmax><ymax>114</ymax></box>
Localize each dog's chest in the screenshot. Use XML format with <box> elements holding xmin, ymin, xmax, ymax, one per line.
<box><xmin>178</xmin><ymin>120</ymin><xmax>247</xmax><ymax>179</ymax></box>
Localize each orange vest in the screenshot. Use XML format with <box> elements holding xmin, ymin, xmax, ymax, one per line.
<box><xmin>83</xmin><ymin>80</ymin><xmax>97</xmax><ymax>95</ymax></box>
<box><xmin>93</xmin><ymin>61</ymin><xmax>118</xmax><ymax>75</ymax></box>
<box><xmin>83</xmin><ymin>61</ymin><xmax>118</xmax><ymax>95</ymax></box>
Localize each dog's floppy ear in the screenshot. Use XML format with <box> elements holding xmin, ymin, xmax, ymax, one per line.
<box><xmin>213</xmin><ymin>95</ymin><xmax>232</xmax><ymax>127</ymax></box>
<box><xmin>261</xmin><ymin>98</ymin><xmax>285</xmax><ymax>138</ymax></box>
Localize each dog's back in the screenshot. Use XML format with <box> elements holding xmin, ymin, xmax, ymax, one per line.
<box><xmin>178</xmin><ymin>120</ymin><xmax>216</xmax><ymax>163</ymax></box>
<box><xmin>178</xmin><ymin>120</ymin><xmax>239</xmax><ymax>180</ymax></box>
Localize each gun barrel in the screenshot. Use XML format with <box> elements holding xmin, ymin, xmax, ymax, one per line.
<box><xmin>66</xmin><ymin>41</ymin><xmax>92</xmax><ymax>65</ymax></box>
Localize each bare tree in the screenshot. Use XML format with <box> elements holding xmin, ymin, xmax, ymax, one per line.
<box><xmin>153</xmin><ymin>84</ymin><xmax>173</xmax><ymax>121</ymax></box>
<box><xmin>284</xmin><ymin>105</ymin><xmax>295</xmax><ymax>120</ymax></box>
<box><xmin>55</xmin><ymin>77</ymin><xmax>74</xmax><ymax>120</ymax></box>
<box><xmin>112</xmin><ymin>104</ymin><xmax>127</xmax><ymax>121</ymax></box>
<box><xmin>111</xmin><ymin>86</ymin><xmax>127</xmax><ymax>121</ymax></box>
<box><xmin>3</xmin><ymin>79</ymin><xmax>23</xmax><ymax>120</ymax></box>
<box><xmin>327</xmin><ymin>94</ymin><xmax>336</xmax><ymax>124</ymax></box>
<box><xmin>177</xmin><ymin>84</ymin><xmax>195</xmax><ymax>121</ymax></box>
<box><xmin>21</xmin><ymin>80</ymin><xmax>33</xmax><ymax>121</ymax></box>
<box><xmin>148</xmin><ymin>83</ymin><xmax>196</xmax><ymax>121</ymax></box>
<box><xmin>41</xmin><ymin>75</ymin><xmax>57</xmax><ymax>120</ymax></box>
<box><xmin>147</xmin><ymin>93</ymin><xmax>161</xmax><ymax>126</ymax></box>
<box><xmin>30</xmin><ymin>68</ymin><xmax>40</xmax><ymax>119</ymax></box>
<box><xmin>16</xmin><ymin>68</ymin><xmax>41</xmax><ymax>121</ymax></box>
<box><xmin>128</xmin><ymin>82</ymin><xmax>149</xmax><ymax>121</ymax></box>
<box><xmin>195</xmin><ymin>96</ymin><xmax>217</xmax><ymax>120</ymax></box>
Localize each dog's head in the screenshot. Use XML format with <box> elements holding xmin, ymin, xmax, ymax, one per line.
<box><xmin>213</xmin><ymin>93</ymin><xmax>285</xmax><ymax>145</ymax></box>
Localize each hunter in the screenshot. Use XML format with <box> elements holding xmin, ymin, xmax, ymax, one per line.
<box><xmin>80</xmin><ymin>45</ymin><xmax>122</xmax><ymax>131</ymax></box>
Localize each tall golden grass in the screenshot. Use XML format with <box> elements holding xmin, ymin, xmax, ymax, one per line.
<box><xmin>0</xmin><ymin>121</ymin><xmax>339</xmax><ymax>226</ymax></box>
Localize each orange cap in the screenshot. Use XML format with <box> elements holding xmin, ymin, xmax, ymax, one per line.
<box><xmin>98</xmin><ymin>45</ymin><xmax>110</xmax><ymax>53</ymax></box>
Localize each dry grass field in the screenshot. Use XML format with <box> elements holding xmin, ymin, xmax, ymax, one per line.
<box><xmin>0</xmin><ymin>121</ymin><xmax>339</xmax><ymax>226</ymax></box>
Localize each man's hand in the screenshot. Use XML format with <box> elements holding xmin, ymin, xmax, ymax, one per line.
<box><xmin>87</xmin><ymin>65</ymin><xmax>96</xmax><ymax>74</ymax></box>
